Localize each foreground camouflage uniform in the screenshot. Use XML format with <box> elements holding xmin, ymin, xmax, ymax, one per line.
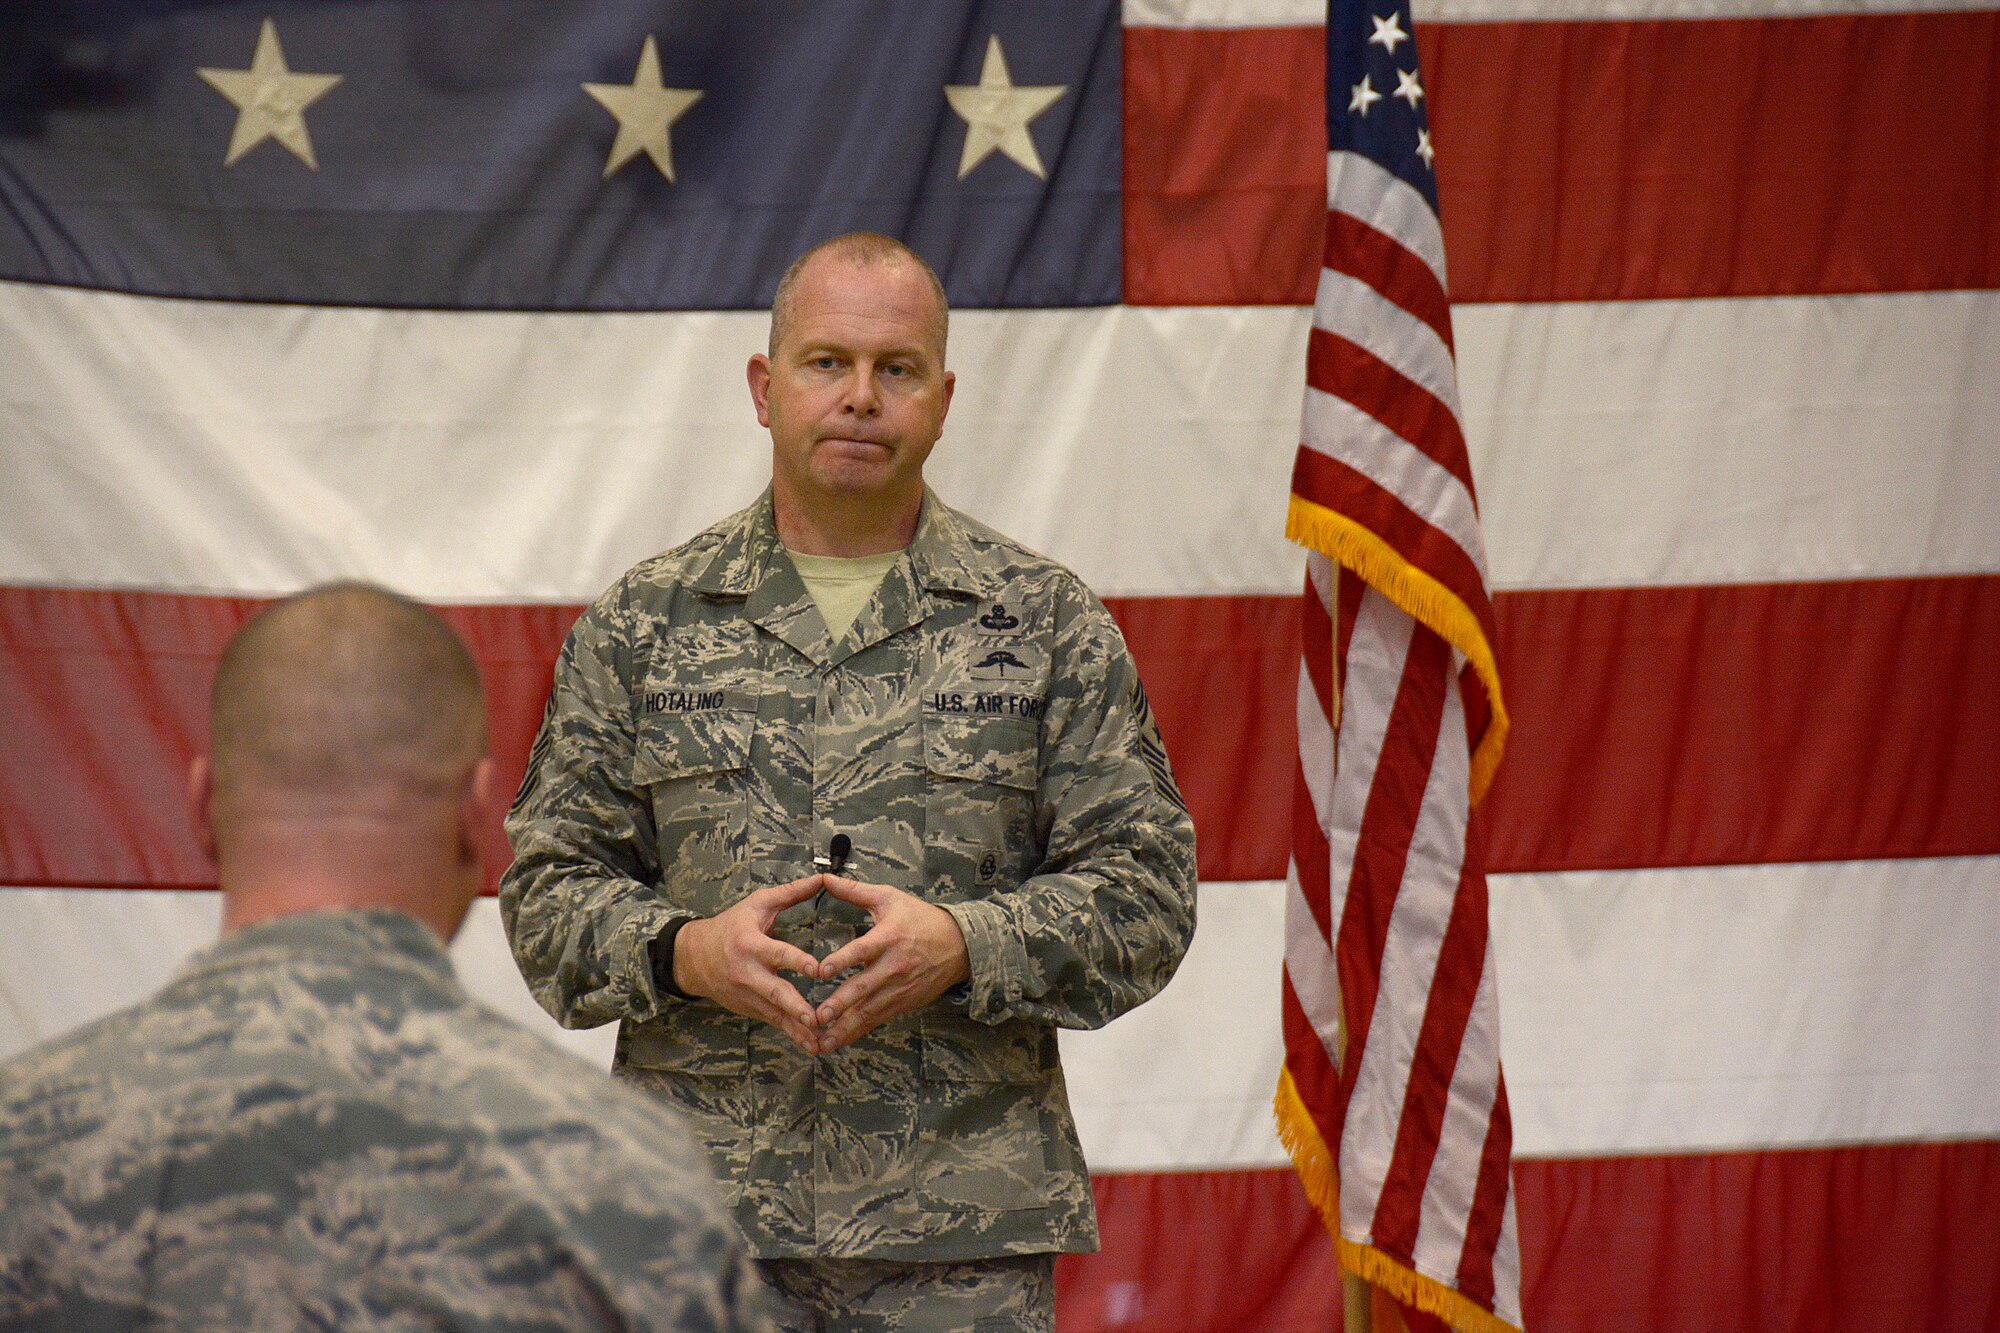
<box><xmin>0</xmin><ymin>910</ymin><xmax>770</xmax><ymax>1333</ymax></box>
<box><xmin>503</xmin><ymin>491</ymin><xmax>1198</xmax><ymax>1260</ymax></box>
<box><xmin>758</xmin><ymin>1253</ymin><xmax>1054</xmax><ymax>1333</ymax></box>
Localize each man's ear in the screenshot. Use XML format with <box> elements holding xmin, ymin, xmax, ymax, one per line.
<box><xmin>187</xmin><ymin>755</ymin><xmax>218</xmax><ymax>864</ymax></box>
<box><xmin>747</xmin><ymin>353</ymin><xmax>773</xmax><ymax>428</ymax></box>
<box><xmin>458</xmin><ymin>756</ymin><xmax>500</xmax><ymax>868</ymax></box>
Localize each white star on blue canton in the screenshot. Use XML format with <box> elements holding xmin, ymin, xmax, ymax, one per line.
<box><xmin>1394</xmin><ymin>66</ymin><xmax>1424</xmax><ymax>109</ymax></box>
<box><xmin>1369</xmin><ymin>13</ymin><xmax>1410</xmax><ymax>54</ymax></box>
<box><xmin>1349</xmin><ymin>76</ymin><xmax>1383</xmax><ymax>116</ymax></box>
<box><xmin>1416</xmin><ymin>127</ymin><xmax>1435</xmax><ymax>167</ymax></box>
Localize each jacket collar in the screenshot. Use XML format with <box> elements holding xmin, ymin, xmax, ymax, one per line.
<box><xmin>686</xmin><ymin>487</ymin><xmax>985</xmax><ymax>600</ymax></box>
<box><xmin>685</xmin><ymin>488</ymin><xmax>987</xmax><ymax>668</ymax></box>
<box><xmin>175</xmin><ymin>908</ymin><xmax>455</xmax><ymax>989</ymax></box>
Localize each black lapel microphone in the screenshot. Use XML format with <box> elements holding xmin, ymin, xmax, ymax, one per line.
<box><xmin>827</xmin><ymin>834</ymin><xmax>851</xmax><ymax>879</ymax></box>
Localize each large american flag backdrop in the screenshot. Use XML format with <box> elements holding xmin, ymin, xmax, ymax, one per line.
<box><xmin>2</xmin><ymin>2</ymin><xmax>1995</xmax><ymax>1328</ymax></box>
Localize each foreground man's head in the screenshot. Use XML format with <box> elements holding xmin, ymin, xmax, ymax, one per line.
<box><xmin>192</xmin><ymin>582</ymin><xmax>497</xmax><ymax>940</ymax></box>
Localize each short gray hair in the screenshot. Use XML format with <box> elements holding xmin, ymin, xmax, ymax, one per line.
<box><xmin>210</xmin><ymin>582</ymin><xmax>486</xmax><ymax>809</ymax></box>
<box><xmin>768</xmin><ymin>232</ymin><xmax>948</xmax><ymax>361</ymax></box>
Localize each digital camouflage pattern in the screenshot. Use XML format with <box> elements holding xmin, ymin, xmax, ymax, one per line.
<box><xmin>502</xmin><ymin>490</ymin><xmax>1198</xmax><ymax>1261</ymax></box>
<box><xmin>0</xmin><ymin>910</ymin><xmax>772</xmax><ymax>1333</ymax></box>
<box><xmin>756</xmin><ymin>1253</ymin><xmax>1055</xmax><ymax>1333</ymax></box>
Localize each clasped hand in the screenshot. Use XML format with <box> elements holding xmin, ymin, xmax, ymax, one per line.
<box><xmin>670</xmin><ymin>875</ymin><xmax>971</xmax><ymax>1055</ymax></box>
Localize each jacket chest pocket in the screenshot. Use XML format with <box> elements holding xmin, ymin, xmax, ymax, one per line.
<box><xmin>922</xmin><ymin>711</ymin><xmax>1040</xmax><ymax>899</ymax></box>
<box><xmin>631</xmin><ymin>706</ymin><xmax>754</xmax><ymax>915</ymax></box>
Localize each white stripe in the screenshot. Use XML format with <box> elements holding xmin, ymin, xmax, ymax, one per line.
<box><xmin>1283</xmin><ymin>547</ymin><xmax>1348</xmax><ymax>1122</ymax></box>
<box><xmin>1313</xmin><ymin>264</ymin><xmax>1463</xmax><ymax>425</ymax></box>
<box><xmin>1297</xmin><ymin>659</ymin><xmax>1337</xmax><ymax>836</ymax></box>
<box><xmin>1087</xmin><ymin>856</ymin><xmax>2000</xmax><ymax>1168</ymax></box>
<box><xmin>1308</xmin><ymin>549</ymin><xmax>1338</xmax><ymax>613</ymax></box>
<box><xmin>0</xmin><ymin>283</ymin><xmax>1306</xmax><ymax>601</ymax></box>
<box><xmin>1302</xmin><ymin>386</ymin><xmax>1490</xmax><ymax>584</ymax></box>
<box><xmin>1412</xmin><ymin>941</ymin><xmax>1501</xmax><ymax>1285</ymax></box>
<box><xmin>1328</xmin><ymin>151</ymin><xmax>1449</xmax><ymax>294</ymax></box>
<box><xmin>1492</xmin><ymin>1191</ymin><xmax>1522</xmax><ymax>1326</ymax></box>
<box><xmin>1341</xmin><ymin>663</ymin><xmax>1470</xmax><ymax>1235</ymax></box>
<box><xmin>10</xmin><ymin>857</ymin><xmax>2000</xmax><ymax>1168</ymax></box>
<box><xmin>1308</xmin><ymin>550</ymin><xmax>1340</xmax><ymax>731</ymax></box>
<box><xmin>1495</xmin><ymin>856</ymin><xmax>2000</xmax><ymax>1158</ymax></box>
<box><xmin>1462</xmin><ymin>290</ymin><xmax>2000</xmax><ymax>590</ymax></box>
<box><xmin>1285</xmin><ymin>862</ymin><xmax>1350</xmax><ymax>1075</ymax></box>
<box><xmin>1123</xmin><ymin>0</ymin><xmax>1989</xmax><ymax>26</ymax></box>
<box><xmin>0</xmin><ymin>892</ymin><xmax>617</xmax><ymax>1071</ymax></box>
<box><xmin>1420</xmin><ymin>0</ymin><xmax>1995</xmax><ymax>18</ymax></box>
<box><xmin>4</xmin><ymin>285</ymin><xmax>1996</xmax><ymax>597</ymax></box>
<box><xmin>1063</xmin><ymin>880</ymin><xmax>1297</xmax><ymax>1172</ymax></box>
<box><xmin>1328</xmin><ymin>591</ymin><xmax>1416</xmax><ymax>877</ymax></box>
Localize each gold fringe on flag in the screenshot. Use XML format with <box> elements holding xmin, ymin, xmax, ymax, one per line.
<box><xmin>1276</xmin><ymin>1068</ymin><xmax>1522</xmax><ymax>1333</ymax></box>
<box><xmin>1285</xmin><ymin>494</ymin><xmax>1509</xmax><ymax>804</ymax></box>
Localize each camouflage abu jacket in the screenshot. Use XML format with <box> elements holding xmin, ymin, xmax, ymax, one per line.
<box><xmin>0</xmin><ymin>909</ymin><xmax>771</xmax><ymax>1333</ymax></box>
<box><xmin>501</xmin><ymin>490</ymin><xmax>1198</xmax><ymax>1261</ymax></box>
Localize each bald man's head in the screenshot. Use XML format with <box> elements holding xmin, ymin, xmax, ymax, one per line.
<box><xmin>209</xmin><ymin>584</ymin><xmax>486</xmax><ymax>818</ymax></box>
<box><xmin>769</xmin><ymin>231</ymin><xmax>948</xmax><ymax>361</ymax></box>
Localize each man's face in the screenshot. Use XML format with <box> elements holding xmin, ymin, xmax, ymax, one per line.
<box><xmin>749</xmin><ymin>255</ymin><xmax>954</xmax><ymax>526</ymax></box>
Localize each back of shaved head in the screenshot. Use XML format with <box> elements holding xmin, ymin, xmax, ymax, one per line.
<box><xmin>210</xmin><ymin>584</ymin><xmax>486</xmax><ymax>815</ymax></box>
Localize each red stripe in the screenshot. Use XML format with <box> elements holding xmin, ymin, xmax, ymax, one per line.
<box><xmin>1368</xmin><ymin>854</ymin><xmax>1493</xmax><ymax>1263</ymax></box>
<box><xmin>1295</xmin><ymin>567</ymin><xmax>1336</xmax><ymax>940</ymax></box>
<box><xmin>1454</xmin><ymin>1067</ymin><xmax>1512</xmax><ymax>1308</ymax></box>
<box><xmin>1305</xmin><ymin>325</ymin><xmax>1473</xmax><ymax>496</ymax></box>
<box><xmin>1056</xmin><ymin>1144</ymin><xmax>2000</xmax><ymax>1332</ymax></box>
<box><xmin>1458</xmin><ymin>658</ymin><xmax>1490</xmax><ymax>753</ymax></box>
<box><xmin>1332</xmin><ymin>620</ymin><xmax>1450</xmax><ymax>1124</ymax></box>
<box><xmin>1281</xmin><ymin>974</ymin><xmax>1346</xmax><ymax>1163</ymax></box>
<box><xmin>1289</xmin><ymin>449</ymin><xmax>1495</xmax><ymax>650</ymax></box>
<box><xmin>1122</xmin><ymin>25</ymin><xmax>1326</xmax><ymax>308</ymax></box>
<box><xmin>1324</xmin><ymin>210</ymin><xmax>1455</xmax><ymax>355</ymax></box>
<box><xmin>1057</xmin><ymin>1168</ymin><xmax>1340</xmax><ymax>1333</ymax></box>
<box><xmin>1302</xmin><ymin>565</ymin><xmax>1335</xmax><ymax>734</ymax></box>
<box><xmin>0</xmin><ymin>588</ymin><xmax>579</xmax><ymax>894</ymax></box>
<box><xmin>1123</xmin><ymin>13</ymin><xmax>2000</xmax><ymax>305</ymax></box>
<box><xmin>6</xmin><ymin>578</ymin><xmax>1997</xmax><ymax>888</ymax></box>
<box><xmin>1155</xmin><ymin>576</ymin><xmax>2000</xmax><ymax>878</ymax></box>
<box><xmin>1334</xmin><ymin>563</ymin><xmax>1360</xmax><ymax>708</ymax></box>
<box><xmin>1291</xmin><ymin>770</ymin><xmax>1333</xmax><ymax>942</ymax></box>
<box><xmin>1117</xmin><ymin>592</ymin><xmax>1303</xmax><ymax>884</ymax></box>
<box><xmin>1481</xmin><ymin>577</ymin><xmax>2000</xmax><ymax>874</ymax></box>
<box><xmin>1515</xmin><ymin>1142</ymin><xmax>2000</xmax><ymax>1332</ymax></box>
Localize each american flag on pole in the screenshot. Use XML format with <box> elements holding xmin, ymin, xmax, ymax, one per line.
<box><xmin>1276</xmin><ymin>2</ymin><xmax>1520</xmax><ymax>1330</ymax></box>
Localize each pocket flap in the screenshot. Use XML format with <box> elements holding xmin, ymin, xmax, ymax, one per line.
<box><xmin>631</xmin><ymin>704</ymin><xmax>754</xmax><ymax>784</ymax></box>
<box><xmin>919</xmin><ymin>1012</ymin><xmax>1052</xmax><ymax>1085</ymax></box>
<box><xmin>620</xmin><ymin>1011</ymin><xmax>751</xmax><ymax>1076</ymax></box>
<box><xmin>923</xmin><ymin>713</ymin><xmax>1038</xmax><ymax>792</ymax></box>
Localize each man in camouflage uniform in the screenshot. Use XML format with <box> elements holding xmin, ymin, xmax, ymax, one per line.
<box><xmin>0</xmin><ymin>584</ymin><xmax>770</xmax><ymax>1333</ymax></box>
<box><xmin>502</xmin><ymin>234</ymin><xmax>1199</xmax><ymax>1331</ymax></box>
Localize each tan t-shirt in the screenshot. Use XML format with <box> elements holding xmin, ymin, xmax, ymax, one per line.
<box><xmin>785</xmin><ymin>548</ymin><xmax>903</xmax><ymax>640</ymax></box>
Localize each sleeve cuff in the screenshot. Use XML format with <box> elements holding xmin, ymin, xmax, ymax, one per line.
<box><xmin>647</xmin><ymin>915</ymin><xmax>698</xmax><ymax>1000</ymax></box>
<box><xmin>939</xmin><ymin>898</ymin><xmax>1028</xmax><ymax>1024</ymax></box>
<box><xmin>623</xmin><ymin>907</ymin><xmax>696</xmax><ymax>1021</ymax></box>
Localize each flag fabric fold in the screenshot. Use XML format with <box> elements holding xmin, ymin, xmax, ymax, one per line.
<box><xmin>1278</xmin><ymin>3</ymin><xmax>1520</xmax><ymax>1329</ymax></box>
